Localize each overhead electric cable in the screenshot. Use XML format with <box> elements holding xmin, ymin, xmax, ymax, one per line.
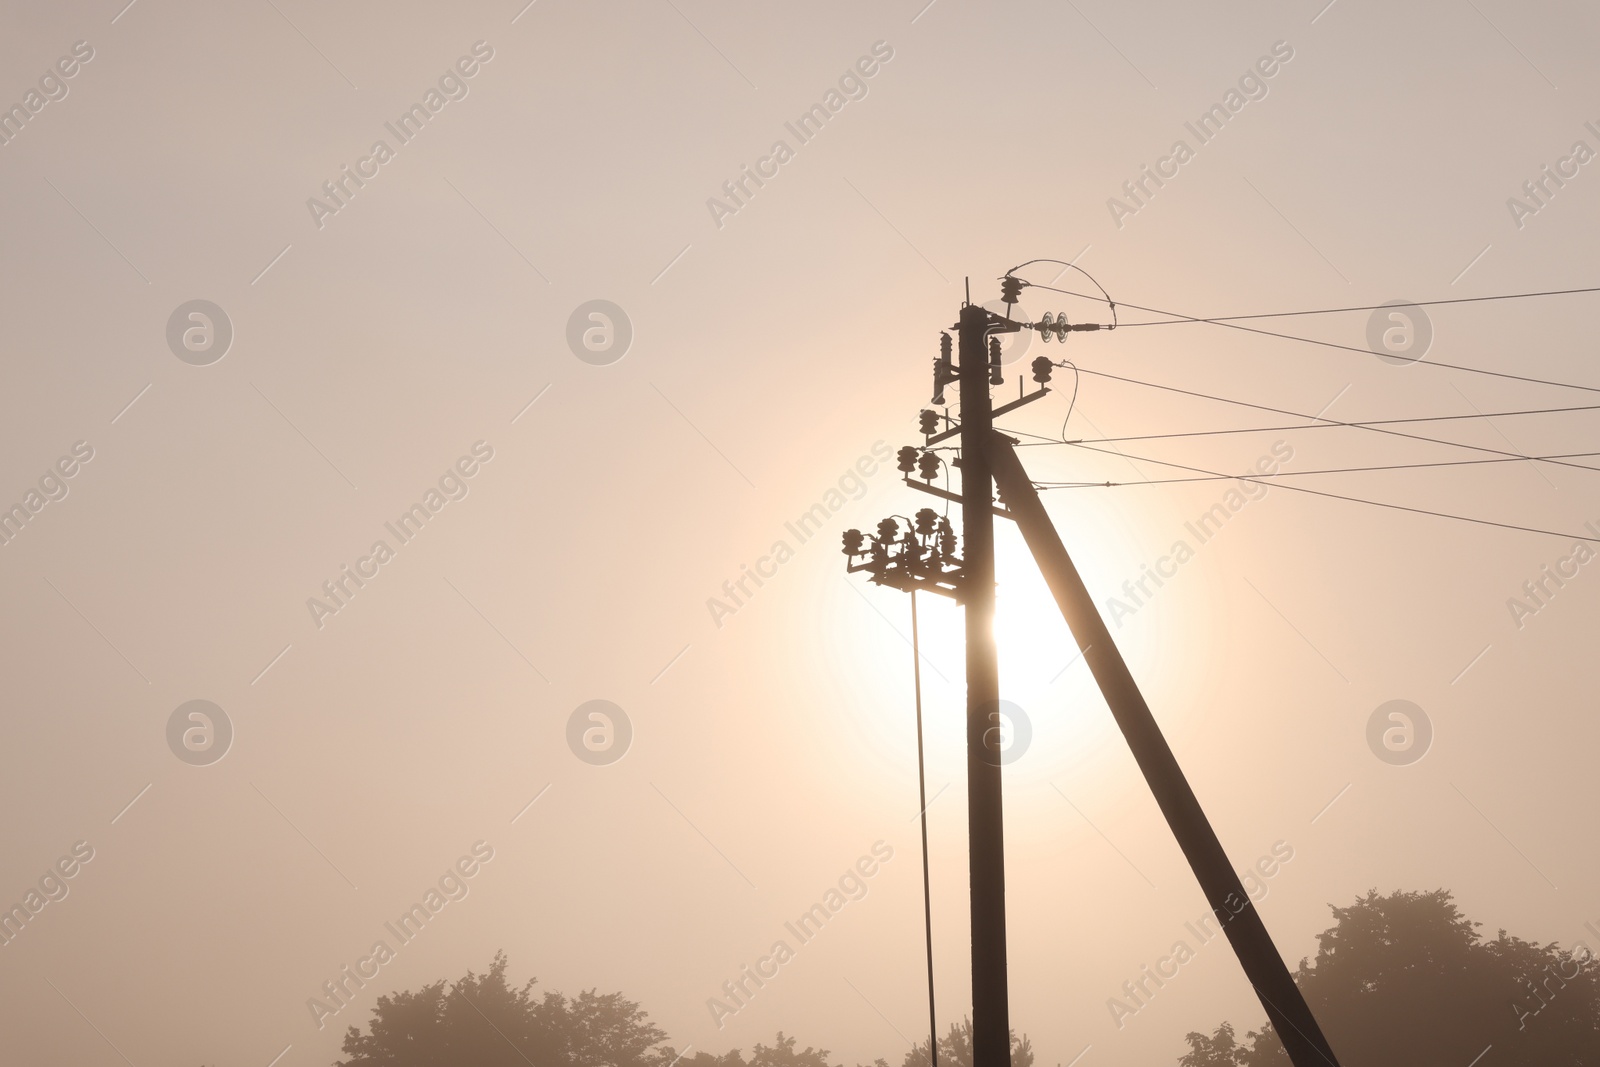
<box><xmin>1112</xmin><ymin>285</ymin><xmax>1600</xmax><ymax>327</ymax></box>
<box><xmin>1031</xmin><ymin>450</ymin><xmax>1600</xmax><ymax>488</ymax></box>
<box><xmin>1020</xmin><ymin>280</ymin><xmax>1600</xmax><ymax>395</ymax></box>
<box><xmin>909</xmin><ymin>591</ymin><xmax>939</xmax><ymax>1067</ymax></box>
<box><xmin>1006</xmin><ymin>367</ymin><xmax>1600</xmax><ymax>475</ymax></box>
<box><xmin>1053</xmin><ymin>439</ymin><xmax>1600</xmax><ymax>544</ymax></box>
<box><xmin>1023</xmin><ymin>402</ymin><xmax>1600</xmax><ymax>447</ymax></box>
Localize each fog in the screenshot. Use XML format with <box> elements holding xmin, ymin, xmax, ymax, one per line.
<box><xmin>2</xmin><ymin>1</ymin><xmax>1599</xmax><ymax>1065</ymax></box>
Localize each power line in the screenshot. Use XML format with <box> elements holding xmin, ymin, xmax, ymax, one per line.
<box><xmin>1055</xmin><ymin>439</ymin><xmax>1600</xmax><ymax>545</ymax></box>
<box><xmin>1005</xmin><ymin>367</ymin><xmax>1600</xmax><ymax>475</ymax></box>
<box><xmin>1030</xmin><ymin>401</ymin><xmax>1600</xmax><ymax>447</ymax></box>
<box><xmin>1020</xmin><ymin>281</ymin><xmax>1600</xmax><ymax>396</ymax></box>
<box><xmin>1109</xmin><ymin>285</ymin><xmax>1600</xmax><ymax>327</ymax></box>
<box><xmin>1033</xmin><ymin>450</ymin><xmax>1600</xmax><ymax>488</ymax></box>
<box><xmin>908</xmin><ymin>591</ymin><xmax>940</xmax><ymax>1067</ymax></box>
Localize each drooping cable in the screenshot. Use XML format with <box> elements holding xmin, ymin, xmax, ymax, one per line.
<box><xmin>1057</xmin><ymin>361</ymin><xmax>1080</xmax><ymax>443</ymax></box>
<box><xmin>1004</xmin><ymin>258</ymin><xmax>1119</xmax><ymax>329</ymax></box>
<box><xmin>909</xmin><ymin>589</ymin><xmax>938</xmax><ymax>1067</ymax></box>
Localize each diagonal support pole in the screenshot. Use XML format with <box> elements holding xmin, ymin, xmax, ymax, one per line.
<box><xmin>986</xmin><ymin>432</ymin><xmax>1342</xmax><ymax>1067</ymax></box>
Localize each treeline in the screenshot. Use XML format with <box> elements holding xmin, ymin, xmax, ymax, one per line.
<box><xmin>318</xmin><ymin>889</ymin><xmax>1600</xmax><ymax>1067</ymax></box>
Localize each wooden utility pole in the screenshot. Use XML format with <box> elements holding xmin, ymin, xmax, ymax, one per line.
<box><xmin>956</xmin><ymin>298</ymin><xmax>1012</xmax><ymax>1067</ymax></box>
<box><xmin>842</xmin><ymin>271</ymin><xmax>1342</xmax><ymax>1067</ymax></box>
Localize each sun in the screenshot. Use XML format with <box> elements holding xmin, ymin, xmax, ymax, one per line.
<box><xmin>825</xmin><ymin>488</ymin><xmax>1200</xmax><ymax>800</ymax></box>
<box><xmin>987</xmin><ymin>507</ymin><xmax>1195</xmax><ymax>792</ymax></box>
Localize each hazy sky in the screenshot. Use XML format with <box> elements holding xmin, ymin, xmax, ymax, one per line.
<box><xmin>3</xmin><ymin>1</ymin><xmax>1600</xmax><ymax>1065</ymax></box>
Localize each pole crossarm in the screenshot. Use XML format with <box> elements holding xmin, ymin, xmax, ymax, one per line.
<box><xmin>924</xmin><ymin>387</ymin><xmax>1050</xmax><ymax>446</ymax></box>
<box><xmin>843</xmin><ymin>511</ymin><xmax>967</xmax><ymax>600</ymax></box>
<box><xmin>985</xmin><ymin>431</ymin><xmax>1344</xmax><ymax>1067</ymax></box>
<box><xmin>903</xmin><ymin>477</ymin><xmax>1016</xmax><ymax>521</ymax></box>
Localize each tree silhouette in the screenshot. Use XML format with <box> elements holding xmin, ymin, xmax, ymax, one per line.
<box><xmin>336</xmin><ymin>954</ymin><xmax>1034</xmax><ymax>1067</ymax></box>
<box><xmin>899</xmin><ymin>1018</ymin><xmax>1034</xmax><ymax>1067</ymax></box>
<box><xmin>1177</xmin><ymin>889</ymin><xmax>1600</xmax><ymax>1065</ymax></box>
<box><xmin>661</xmin><ymin>1032</ymin><xmax>860</xmax><ymax>1067</ymax></box>
<box><xmin>667</xmin><ymin>1049</ymin><xmax>749</xmax><ymax>1067</ymax></box>
<box><xmin>337</xmin><ymin>952</ymin><xmax>666</xmax><ymax>1067</ymax></box>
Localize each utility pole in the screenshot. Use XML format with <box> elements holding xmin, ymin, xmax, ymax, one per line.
<box><xmin>844</xmin><ymin>285</ymin><xmax>1082</xmax><ymax>1067</ymax></box>
<box><xmin>841</xmin><ymin>270</ymin><xmax>1342</xmax><ymax>1067</ymax></box>
<box><xmin>957</xmin><ymin>297</ymin><xmax>1011</xmax><ymax>1067</ymax></box>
